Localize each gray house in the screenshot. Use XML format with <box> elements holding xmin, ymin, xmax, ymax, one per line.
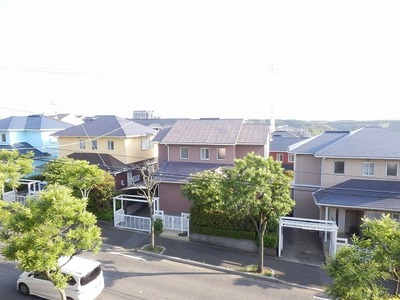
<box><xmin>289</xmin><ymin>127</ymin><xmax>400</xmax><ymax>235</ymax></box>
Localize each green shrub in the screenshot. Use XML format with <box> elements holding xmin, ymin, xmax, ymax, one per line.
<box><xmin>154</xmin><ymin>218</ymin><xmax>164</xmax><ymax>232</ymax></box>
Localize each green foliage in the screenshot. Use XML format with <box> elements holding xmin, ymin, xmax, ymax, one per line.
<box><xmin>0</xmin><ymin>184</ymin><xmax>102</xmax><ymax>292</ymax></box>
<box><xmin>0</xmin><ymin>149</ymin><xmax>34</xmax><ymax>194</ymax></box>
<box><xmin>181</xmin><ymin>170</ymin><xmax>224</xmax><ymax>211</ymax></box>
<box><xmin>42</xmin><ymin>157</ymin><xmax>116</xmax><ymax>220</ymax></box>
<box><xmin>154</xmin><ymin>218</ymin><xmax>164</xmax><ymax>232</ymax></box>
<box><xmin>42</xmin><ymin>157</ymin><xmax>113</xmax><ymax>199</ymax></box>
<box><xmin>325</xmin><ymin>215</ymin><xmax>400</xmax><ymax>299</ymax></box>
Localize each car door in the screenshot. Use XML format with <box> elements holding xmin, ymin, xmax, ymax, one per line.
<box><xmin>30</xmin><ymin>272</ymin><xmax>59</xmax><ymax>299</ymax></box>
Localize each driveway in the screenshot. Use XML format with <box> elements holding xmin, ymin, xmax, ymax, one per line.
<box><xmin>280</xmin><ymin>227</ymin><xmax>326</xmax><ymax>266</ymax></box>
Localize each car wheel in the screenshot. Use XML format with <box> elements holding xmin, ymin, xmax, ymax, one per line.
<box><xmin>18</xmin><ymin>283</ymin><xmax>30</xmax><ymax>296</ymax></box>
<box><xmin>66</xmin><ymin>297</ymin><xmax>74</xmax><ymax>300</ymax></box>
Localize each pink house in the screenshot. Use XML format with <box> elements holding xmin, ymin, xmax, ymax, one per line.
<box><xmin>154</xmin><ymin>119</ymin><xmax>271</xmax><ymax>214</ymax></box>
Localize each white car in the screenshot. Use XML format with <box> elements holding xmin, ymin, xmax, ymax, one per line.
<box><xmin>17</xmin><ymin>255</ymin><xmax>105</xmax><ymax>300</ymax></box>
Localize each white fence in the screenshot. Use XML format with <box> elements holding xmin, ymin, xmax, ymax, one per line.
<box><xmin>114</xmin><ymin>209</ymin><xmax>189</xmax><ymax>234</ymax></box>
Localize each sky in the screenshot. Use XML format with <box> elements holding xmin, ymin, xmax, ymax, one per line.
<box><xmin>0</xmin><ymin>0</ymin><xmax>399</xmax><ymax>121</ymax></box>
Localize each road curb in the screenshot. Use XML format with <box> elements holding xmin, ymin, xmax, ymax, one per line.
<box><xmin>115</xmin><ymin>245</ymin><xmax>326</xmax><ymax>293</ymax></box>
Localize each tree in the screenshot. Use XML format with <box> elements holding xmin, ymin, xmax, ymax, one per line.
<box><xmin>134</xmin><ymin>162</ymin><xmax>160</xmax><ymax>250</ymax></box>
<box><xmin>0</xmin><ymin>184</ymin><xmax>102</xmax><ymax>300</ymax></box>
<box><xmin>0</xmin><ymin>149</ymin><xmax>33</xmax><ymax>196</ymax></box>
<box><xmin>42</xmin><ymin>157</ymin><xmax>115</xmax><ymax>219</ymax></box>
<box><xmin>181</xmin><ymin>170</ymin><xmax>224</xmax><ymax>211</ymax></box>
<box><xmin>222</xmin><ymin>153</ymin><xmax>294</xmax><ymax>273</ymax></box>
<box><xmin>325</xmin><ymin>215</ymin><xmax>400</xmax><ymax>299</ymax></box>
<box><xmin>42</xmin><ymin>157</ymin><xmax>107</xmax><ymax>199</ymax></box>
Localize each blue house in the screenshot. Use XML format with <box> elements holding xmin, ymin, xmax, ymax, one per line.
<box><xmin>0</xmin><ymin>114</ymin><xmax>73</xmax><ymax>175</ymax></box>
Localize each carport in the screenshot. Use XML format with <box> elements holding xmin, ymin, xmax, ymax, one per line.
<box><xmin>278</xmin><ymin>216</ymin><xmax>338</xmax><ymax>258</ymax></box>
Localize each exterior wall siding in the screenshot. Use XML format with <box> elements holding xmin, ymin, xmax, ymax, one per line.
<box><xmin>159</xmin><ymin>183</ymin><xmax>191</xmax><ymax>214</ymax></box>
<box><xmin>321</xmin><ymin>158</ymin><xmax>400</xmax><ymax>187</ymax></box>
<box><xmin>294</xmin><ymin>154</ymin><xmax>322</xmax><ymax>186</ymax></box>
<box><xmin>58</xmin><ymin>136</ymin><xmax>157</xmax><ymax>164</ymax></box>
<box><xmin>235</xmin><ymin>145</ymin><xmax>266</xmax><ymax>159</ymax></box>
<box><xmin>167</xmin><ymin>144</ymin><xmax>235</xmax><ymax>164</ymax></box>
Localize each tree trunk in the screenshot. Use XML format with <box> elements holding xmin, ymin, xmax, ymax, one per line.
<box><xmin>150</xmin><ymin>216</ymin><xmax>155</xmax><ymax>249</ymax></box>
<box><xmin>257</xmin><ymin>222</ymin><xmax>264</xmax><ymax>273</ymax></box>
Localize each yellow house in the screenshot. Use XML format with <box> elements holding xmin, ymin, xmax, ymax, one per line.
<box><xmin>53</xmin><ymin>115</ymin><xmax>158</xmax><ymax>190</ymax></box>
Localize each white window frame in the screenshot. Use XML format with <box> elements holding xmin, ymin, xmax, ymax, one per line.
<box><xmin>180</xmin><ymin>147</ymin><xmax>189</xmax><ymax>159</ymax></box>
<box><xmin>386</xmin><ymin>162</ymin><xmax>398</xmax><ymax>177</ymax></box>
<box><xmin>276</xmin><ymin>153</ymin><xmax>283</xmax><ymax>162</ymax></box>
<box><xmin>107</xmin><ymin>140</ymin><xmax>114</xmax><ymax>151</ymax></box>
<box><xmin>362</xmin><ymin>162</ymin><xmax>375</xmax><ymax>176</ymax></box>
<box><xmin>217</xmin><ymin>148</ymin><xmax>226</xmax><ymax>160</ymax></box>
<box><xmin>288</xmin><ymin>154</ymin><xmax>294</xmax><ymax>163</ymax></box>
<box><xmin>91</xmin><ymin>140</ymin><xmax>97</xmax><ymax>150</ymax></box>
<box><xmin>1</xmin><ymin>133</ymin><xmax>6</xmax><ymax>143</ymax></box>
<box><xmin>200</xmin><ymin>148</ymin><xmax>210</xmax><ymax>160</ymax></box>
<box><xmin>79</xmin><ymin>140</ymin><xmax>86</xmax><ymax>150</ymax></box>
<box><xmin>141</xmin><ymin>138</ymin><xmax>150</xmax><ymax>150</ymax></box>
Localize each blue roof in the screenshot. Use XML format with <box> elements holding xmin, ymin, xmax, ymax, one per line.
<box><xmin>0</xmin><ymin>115</ymin><xmax>72</xmax><ymax>130</ymax></box>
<box><xmin>313</xmin><ymin>179</ymin><xmax>400</xmax><ymax>212</ymax></box>
<box><xmin>0</xmin><ymin>142</ymin><xmax>50</xmax><ymax>158</ymax></box>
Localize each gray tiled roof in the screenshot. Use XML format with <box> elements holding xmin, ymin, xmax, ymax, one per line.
<box><xmin>67</xmin><ymin>152</ymin><xmax>128</xmax><ymax>173</ymax></box>
<box><xmin>53</xmin><ymin>115</ymin><xmax>157</xmax><ymax>138</ymax></box>
<box><xmin>289</xmin><ymin>127</ymin><xmax>400</xmax><ymax>159</ymax></box>
<box><xmin>159</xmin><ymin>119</ymin><xmax>244</xmax><ymax>144</ymax></box>
<box><xmin>314</xmin><ymin>127</ymin><xmax>400</xmax><ymax>159</ymax></box>
<box><xmin>237</xmin><ymin>124</ymin><xmax>270</xmax><ymax>145</ymax></box>
<box><xmin>270</xmin><ymin>135</ymin><xmax>308</xmax><ymax>152</ymax></box>
<box><xmin>313</xmin><ymin>179</ymin><xmax>400</xmax><ymax>212</ymax></box>
<box><xmin>157</xmin><ymin>161</ymin><xmax>229</xmax><ymax>183</ymax></box>
<box><xmin>289</xmin><ymin>131</ymin><xmax>349</xmax><ymax>154</ymax></box>
<box><xmin>0</xmin><ymin>115</ymin><xmax>72</xmax><ymax>130</ymax></box>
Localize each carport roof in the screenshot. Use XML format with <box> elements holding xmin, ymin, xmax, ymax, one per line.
<box><xmin>313</xmin><ymin>179</ymin><xmax>400</xmax><ymax>212</ymax></box>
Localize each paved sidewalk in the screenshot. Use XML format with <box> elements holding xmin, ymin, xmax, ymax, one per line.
<box><xmin>99</xmin><ymin>223</ymin><xmax>332</xmax><ymax>297</ymax></box>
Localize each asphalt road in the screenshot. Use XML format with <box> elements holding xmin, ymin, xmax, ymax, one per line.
<box><xmin>1</xmin><ymin>245</ymin><xmax>327</xmax><ymax>300</ymax></box>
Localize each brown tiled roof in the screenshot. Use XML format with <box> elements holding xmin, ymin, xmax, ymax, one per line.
<box><xmin>159</xmin><ymin>119</ymin><xmax>244</xmax><ymax>144</ymax></box>
<box><xmin>237</xmin><ymin>124</ymin><xmax>270</xmax><ymax>145</ymax></box>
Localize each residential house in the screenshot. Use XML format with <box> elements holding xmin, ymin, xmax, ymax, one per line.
<box><xmin>53</xmin><ymin>115</ymin><xmax>158</xmax><ymax>190</ymax></box>
<box><xmin>269</xmin><ymin>130</ymin><xmax>308</xmax><ymax>171</ymax></box>
<box><xmin>289</xmin><ymin>127</ymin><xmax>400</xmax><ymax>235</ymax></box>
<box><xmin>154</xmin><ymin>118</ymin><xmax>271</xmax><ymax>214</ymax></box>
<box><xmin>0</xmin><ymin>114</ymin><xmax>73</xmax><ymax>175</ymax></box>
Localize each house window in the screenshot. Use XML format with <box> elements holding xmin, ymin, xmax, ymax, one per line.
<box><xmin>217</xmin><ymin>148</ymin><xmax>226</xmax><ymax>160</ymax></box>
<box><xmin>107</xmin><ymin>141</ymin><xmax>114</xmax><ymax>151</ymax></box>
<box><xmin>79</xmin><ymin>140</ymin><xmax>86</xmax><ymax>150</ymax></box>
<box><xmin>392</xmin><ymin>213</ymin><xmax>400</xmax><ymax>222</ymax></box>
<box><xmin>180</xmin><ymin>147</ymin><xmax>189</xmax><ymax>159</ymax></box>
<box><xmin>1</xmin><ymin>133</ymin><xmax>6</xmax><ymax>143</ymax></box>
<box><xmin>276</xmin><ymin>154</ymin><xmax>283</xmax><ymax>162</ymax></box>
<box><xmin>334</xmin><ymin>161</ymin><xmax>345</xmax><ymax>174</ymax></box>
<box><xmin>142</xmin><ymin>138</ymin><xmax>150</xmax><ymax>150</ymax></box>
<box><xmin>200</xmin><ymin>148</ymin><xmax>210</xmax><ymax>160</ymax></box>
<box><xmin>386</xmin><ymin>162</ymin><xmax>398</xmax><ymax>176</ymax></box>
<box><xmin>366</xmin><ymin>211</ymin><xmax>382</xmax><ymax>220</ymax></box>
<box><xmin>288</xmin><ymin>154</ymin><xmax>294</xmax><ymax>163</ymax></box>
<box><xmin>362</xmin><ymin>162</ymin><xmax>375</xmax><ymax>176</ymax></box>
<box><xmin>91</xmin><ymin>140</ymin><xmax>97</xmax><ymax>150</ymax></box>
